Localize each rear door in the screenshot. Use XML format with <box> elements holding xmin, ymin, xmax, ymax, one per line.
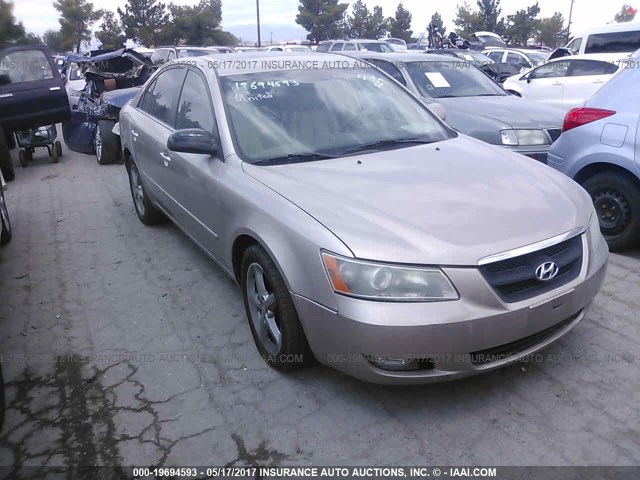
<box><xmin>523</xmin><ymin>60</ymin><xmax>570</xmax><ymax>108</ymax></box>
<box><xmin>0</xmin><ymin>46</ymin><xmax>69</xmax><ymax>131</ymax></box>
<box><xmin>562</xmin><ymin>59</ymin><xmax>619</xmax><ymax>109</ymax></box>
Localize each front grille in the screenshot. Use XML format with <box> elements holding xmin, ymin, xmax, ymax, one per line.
<box><xmin>470</xmin><ymin>310</ymin><xmax>582</xmax><ymax>366</ymax></box>
<box><xmin>546</xmin><ymin>128</ymin><xmax>562</xmax><ymax>143</ymax></box>
<box><xmin>524</xmin><ymin>152</ymin><xmax>548</xmax><ymax>163</ymax></box>
<box><xmin>479</xmin><ymin>234</ymin><xmax>583</xmax><ymax>303</ymax></box>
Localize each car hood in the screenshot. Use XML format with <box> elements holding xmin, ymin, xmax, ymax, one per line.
<box><xmin>242</xmin><ymin>136</ymin><xmax>591</xmax><ymax>266</ymax></box>
<box><xmin>437</xmin><ymin>95</ymin><xmax>564</xmax><ymax>130</ymax></box>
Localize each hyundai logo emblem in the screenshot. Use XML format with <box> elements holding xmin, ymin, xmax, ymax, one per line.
<box><xmin>535</xmin><ymin>261</ymin><xmax>559</xmax><ymax>282</ymax></box>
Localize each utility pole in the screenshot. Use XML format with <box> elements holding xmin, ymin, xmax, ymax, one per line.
<box><xmin>270</xmin><ymin>32</ymin><xmax>273</xmax><ymax>45</ymax></box>
<box><xmin>256</xmin><ymin>0</ymin><xmax>262</xmax><ymax>47</ymax></box>
<box><xmin>567</xmin><ymin>0</ymin><xmax>575</xmax><ymax>41</ymax></box>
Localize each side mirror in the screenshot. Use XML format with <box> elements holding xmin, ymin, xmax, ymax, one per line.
<box><xmin>167</xmin><ymin>129</ymin><xmax>218</xmax><ymax>155</ymax></box>
<box><xmin>526</xmin><ymin>74</ymin><xmax>533</xmax><ymax>83</ymax></box>
<box><xmin>0</xmin><ymin>73</ymin><xmax>11</xmax><ymax>86</ymax></box>
<box><xmin>427</xmin><ymin>102</ymin><xmax>447</xmax><ymax>121</ymax></box>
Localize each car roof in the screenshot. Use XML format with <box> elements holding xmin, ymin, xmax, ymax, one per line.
<box><xmin>341</xmin><ymin>51</ymin><xmax>465</xmax><ymax>63</ymax></box>
<box><xmin>573</xmin><ymin>22</ymin><xmax>640</xmax><ymax>37</ymax></box>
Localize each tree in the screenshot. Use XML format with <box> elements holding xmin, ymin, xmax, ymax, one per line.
<box><xmin>429</xmin><ymin>11</ymin><xmax>446</xmax><ymax>37</ymax></box>
<box><xmin>614</xmin><ymin>4</ymin><xmax>638</xmax><ymax>22</ymax></box>
<box><xmin>43</xmin><ymin>29</ymin><xmax>64</xmax><ymax>52</ymax></box>
<box><xmin>158</xmin><ymin>1</ymin><xmax>236</xmax><ymax>46</ymax></box>
<box><xmin>536</xmin><ymin>12</ymin><xmax>566</xmax><ymax>48</ymax></box>
<box><xmin>476</xmin><ymin>0</ymin><xmax>504</xmax><ymax>33</ymax></box>
<box><xmin>503</xmin><ymin>2</ymin><xmax>540</xmax><ymax>46</ymax></box>
<box><xmin>118</xmin><ymin>0</ymin><xmax>167</xmax><ymax>47</ymax></box>
<box><xmin>96</xmin><ymin>11</ymin><xmax>125</xmax><ymax>50</ymax></box>
<box><xmin>347</xmin><ymin>0</ymin><xmax>369</xmax><ymax>38</ymax></box>
<box><xmin>364</xmin><ymin>6</ymin><xmax>387</xmax><ymax>39</ymax></box>
<box><xmin>454</xmin><ymin>2</ymin><xmax>483</xmax><ymax>38</ymax></box>
<box><xmin>388</xmin><ymin>2</ymin><xmax>413</xmax><ymax>42</ymax></box>
<box><xmin>0</xmin><ymin>0</ymin><xmax>27</xmax><ymax>48</ymax></box>
<box><xmin>296</xmin><ymin>0</ymin><xmax>349</xmax><ymax>43</ymax></box>
<box><xmin>54</xmin><ymin>0</ymin><xmax>102</xmax><ymax>53</ymax></box>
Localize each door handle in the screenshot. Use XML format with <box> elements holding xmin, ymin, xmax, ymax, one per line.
<box><xmin>131</xmin><ymin>130</ymin><xmax>139</xmax><ymax>140</ymax></box>
<box><xmin>160</xmin><ymin>152</ymin><xmax>171</xmax><ymax>167</ymax></box>
<box><xmin>593</xmin><ymin>79</ymin><xmax>604</xmax><ymax>84</ymax></box>
<box><xmin>552</xmin><ymin>82</ymin><xmax>562</xmax><ymax>86</ymax></box>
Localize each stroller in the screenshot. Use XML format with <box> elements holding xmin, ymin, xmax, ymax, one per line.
<box><xmin>15</xmin><ymin>124</ymin><xmax>63</xmax><ymax>167</ymax></box>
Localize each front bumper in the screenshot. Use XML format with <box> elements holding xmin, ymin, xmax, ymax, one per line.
<box><xmin>293</xmin><ymin>234</ymin><xmax>608</xmax><ymax>385</ymax></box>
<box><xmin>504</xmin><ymin>145</ymin><xmax>550</xmax><ymax>163</ymax></box>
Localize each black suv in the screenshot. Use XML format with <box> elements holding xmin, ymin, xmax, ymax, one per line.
<box><xmin>0</xmin><ymin>45</ymin><xmax>70</xmax><ymax>180</ymax></box>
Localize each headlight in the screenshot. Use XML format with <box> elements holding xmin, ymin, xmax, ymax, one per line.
<box><xmin>321</xmin><ymin>252</ymin><xmax>459</xmax><ymax>302</ymax></box>
<box><xmin>500</xmin><ymin>129</ymin><xmax>550</xmax><ymax>146</ymax></box>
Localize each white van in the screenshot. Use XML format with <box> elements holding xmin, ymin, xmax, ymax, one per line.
<box><xmin>566</xmin><ymin>22</ymin><xmax>640</xmax><ymax>56</ymax></box>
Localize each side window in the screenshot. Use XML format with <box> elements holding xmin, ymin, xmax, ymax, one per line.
<box><xmin>138</xmin><ymin>68</ymin><xmax>186</xmax><ymax>125</ymax></box>
<box><xmin>330</xmin><ymin>42</ymin><xmax>345</xmax><ymax>52</ymax></box>
<box><xmin>139</xmin><ymin>79</ymin><xmax>158</xmax><ymax>113</ymax></box>
<box><xmin>530</xmin><ymin>61</ymin><xmax>569</xmax><ymax>79</ymax></box>
<box><xmin>567</xmin><ymin>60</ymin><xmax>618</xmax><ymax>77</ymax></box>
<box><xmin>151</xmin><ymin>49</ymin><xmax>169</xmax><ymax>65</ymax></box>
<box><xmin>566</xmin><ymin>37</ymin><xmax>582</xmax><ymax>54</ymax></box>
<box><xmin>344</xmin><ymin>43</ymin><xmax>357</xmax><ymax>51</ymax></box>
<box><xmin>316</xmin><ymin>42</ymin><xmax>330</xmax><ymax>52</ymax></box>
<box><xmin>585</xmin><ymin>31</ymin><xmax>640</xmax><ymax>54</ymax></box>
<box><xmin>487</xmin><ymin>51</ymin><xmax>504</xmax><ymax>62</ymax></box>
<box><xmin>168</xmin><ymin>50</ymin><xmax>176</xmax><ymax>60</ymax></box>
<box><xmin>0</xmin><ymin>49</ymin><xmax>54</xmax><ymax>83</ymax></box>
<box><xmin>369</xmin><ymin>59</ymin><xmax>406</xmax><ymax>86</ymax></box>
<box><xmin>176</xmin><ymin>70</ymin><xmax>215</xmax><ymax>133</ymax></box>
<box><xmin>506</xmin><ymin>53</ymin><xmax>530</xmax><ymax>67</ymax></box>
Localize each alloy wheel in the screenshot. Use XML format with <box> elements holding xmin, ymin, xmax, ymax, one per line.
<box><xmin>95</xmin><ymin>126</ymin><xmax>103</xmax><ymax>161</ymax></box>
<box><xmin>245</xmin><ymin>262</ymin><xmax>282</xmax><ymax>355</ymax></box>
<box><xmin>129</xmin><ymin>164</ymin><xmax>145</xmax><ymax>216</ymax></box>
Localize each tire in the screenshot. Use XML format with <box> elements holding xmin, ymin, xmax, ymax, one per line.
<box><xmin>241</xmin><ymin>244</ymin><xmax>311</xmax><ymax>371</ymax></box>
<box><xmin>125</xmin><ymin>159</ymin><xmax>165</xmax><ymax>225</ymax></box>
<box><xmin>51</xmin><ymin>144</ymin><xmax>59</xmax><ymax>163</ymax></box>
<box><xmin>1</xmin><ymin>188</ymin><xmax>12</xmax><ymax>245</ymax></box>
<box><xmin>19</xmin><ymin>150</ymin><xmax>27</xmax><ymax>168</ymax></box>
<box><xmin>95</xmin><ymin>121</ymin><xmax>119</xmax><ymax>165</ymax></box>
<box><xmin>0</xmin><ymin>127</ymin><xmax>15</xmax><ymax>182</ymax></box>
<box><xmin>55</xmin><ymin>141</ymin><xmax>63</xmax><ymax>158</ymax></box>
<box><xmin>0</xmin><ymin>362</ymin><xmax>4</xmax><ymax>430</ymax></box>
<box><xmin>582</xmin><ymin>171</ymin><xmax>640</xmax><ymax>251</ymax></box>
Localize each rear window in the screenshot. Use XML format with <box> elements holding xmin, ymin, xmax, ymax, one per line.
<box><xmin>567</xmin><ymin>59</ymin><xmax>618</xmax><ymax>76</ymax></box>
<box><xmin>0</xmin><ymin>49</ymin><xmax>54</xmax><ymax>83</ymax></box>
<box><xmin>357</xmin><ymin>42</ymin><xmax>394</xmax><ymax>53</ymax></box>
<box><xmin>585</xmin><ymin>30</ymin><xmax>640</xmax><ymax>54</ymax></box>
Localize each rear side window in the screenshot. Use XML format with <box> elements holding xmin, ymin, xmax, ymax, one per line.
<box><xmin>531</xmin><ymin>61</ymin><xmax>569</xmax><ymax>79</ymax></box>
<box><xmin>487</xmin><ymin>51</ymin><xmax>504</xmax><ymax>62</ymax></box>
<box><xmin>176</xmin><ymin>70</ymin><xmax>215</xmax><ymax>133</ymax></box>
<box><xmin>567</xmin><ymin>59</ymin><xmax>618</xmax><ymax>76</ymax></box>
<box><xmin>506</xmin><ymin>52</ymin><xmax>529</xmax><ymax>67</ymax></box>
<box><xmin>138</xmin><ymin>68</ymin><xmax>186</xmax><ymax>125</ymax></box>
<box><xmin>566</xmin><ymin>37</ymin><xmax>582</xmax><ymax>54</ymax></box>
<box><xmin>585</xmin><ymin>31</ymin><xmax>640</xmax><ymax>54</ymax></box>
<box><xmin>316</xmin><ymin>43</ymin><xmax>331</xmax><ymax>52</ymax></box>
<box><xmin>0</xmin><ymin>49</ymin><xmax>54</xmax><ymax>83</ymax></box>
<box><xmin>368</xmin><ymin>59</ymin><xmax>406</xmax><ymax>86</ymax></box>
<box><xmin>344</xmin><ymin>43</ymin><xmax>357</xmax><ymax>51</ymax></box>
<box><xmin>330</xmin><ymin>42</ymin><xmax>345</xmax><ymax>52</ymax></box>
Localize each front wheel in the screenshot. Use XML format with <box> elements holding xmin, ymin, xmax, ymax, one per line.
<box><xmin>582</xmin><ymin>171</ymin><xmax>640</xmax><ymax>251</ymax></box>
<box><xmin>0</xmin><ymin>127</ymin><xmax>15</xmax><ymax>181</ymax></box>
<box><xmin>55</xmin><ymin>141</ymin><xmax>63</xmax><ymax>158</ymax></box>
<box><xmin>241</xmin><ymin>244</ymin><xmax>311</xmax><ymax>371</ymax></box>
<box><xmin>125</xmin><ymin>159</ymin><xmax>165</xmax><ymax>225</ymax></box>
<box><xmin>95</xmin><ymin>121</ymin><xmax>119</xmax><ymax>165</ymax></box>
<box><xmin>0</xmin><ymin>188</ymin><xmax>12</xmax><ymax>245</ymax></box>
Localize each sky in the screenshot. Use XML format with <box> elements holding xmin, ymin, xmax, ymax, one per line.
<box><xmin>12</xmin><ymin>0</ymin><xmax>639</xmax><ymax>43</ymax></box>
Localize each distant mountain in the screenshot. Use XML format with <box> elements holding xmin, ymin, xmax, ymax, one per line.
<box><xmin>227</xmin><ymin>24</ymin><xmax>309</xmax><ymax>44</ymax></box>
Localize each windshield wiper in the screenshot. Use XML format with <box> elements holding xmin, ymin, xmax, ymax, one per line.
<box><xmin>253</xmin><ymin>152</ymin><xmax>336</xmax><ymax>166</ymax></box>
<box><xmin>475</xmin><ymin>93</ymin><xmax>505</xmax><ymax>97</ymax></box>
<box><xmin>337</xmin><ymin>138</ymin><xmax>435</xmax><ymax>156</ymax></box>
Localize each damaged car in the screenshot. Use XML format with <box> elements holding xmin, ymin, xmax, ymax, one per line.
<box><xmin>62</xmin><ymin>48</ymin><xmax>154</xmax><ymax>165</ymax></box>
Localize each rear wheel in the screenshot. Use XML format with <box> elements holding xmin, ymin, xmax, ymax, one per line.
<box><xmin>51</xmin><ymin>144</ymin><xmax>59</xmax><ymax>164</ymax></box>
<box><xmin>582</xmin><ymin>171</ymin><xmax>640</xmax><ymax>251</ymax></box>
<box><xmin>1</xmin><ymin>187</ymin><xmax>12</xmax><ymax>245</ymax></box>
<box><xmin>241</xmin><ymin>244</ymin><xmax>311</xmax><ymax>371</ymax></box>
<box><xmin>55</xmin><ymin>141</ymin><xmax>63</xmax><ymax>157</ymax></box>
<box><xmin>19</xmin><ymin>150</ymin><xmax>27</xmax><ymax>168</ymax></box>
<box><xmin>125</xmin><ymin>159</ymin><xmax>165</xmax><ymax>225</ymax></box>
<box><xmin>95</xmin><ymin>121</ymin><xmax>119</xmax><ymax>165</ymax></box>
<box><xmin>0</xmin><ymin>127</ymin><xmax>15</xmax><ymax>181</ymax></box>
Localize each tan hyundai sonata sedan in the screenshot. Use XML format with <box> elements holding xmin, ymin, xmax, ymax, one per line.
<box><xmin>118</xmin><ymin>53</ymin><xmax>608</xmax><ymax>384</ymax></box>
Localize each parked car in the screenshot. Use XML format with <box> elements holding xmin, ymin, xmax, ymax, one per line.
<box><xmin>151</xmin><ymin>46</ymin><xmax>235</xmax><ymax>65</ymax></box>
<box><xmin>0</xmin><ymin>45</ymin><xmax>70</xmax><ymax>181</ymax></box>
<box><xmin>266</xmin><ymin>45</ymin><xmax>312</xmax><ymax>52</ymax></box>
<box><xmin>316</xmin><ymin>39</ymin><xmax>394</xmax><ymax>53</ymax></box>
<box><xmin>483</xmin><ymin>48</ymin><xmax>550</xmax><ymax>70</ymax></box>
<box><xmin>548</xmin><ymin>61</ymin><xmax>640</xmax><ymax>251</ymax></box>
<box><xmin>427</xmin><ymin>49</ymin><xmax>520</xmax><ymax>83</ymax></box>
<box><xmin>503</xmin><ymin>55</ymin><xmax>620</xmax><ymax>111</ymax></box>
<box><xmin>342</xmin><ymin>52</ymin><xmax>564</xmax><ymax>162</ymax></box>
<box><xmin>472</xmin><ymin>31</ymin><xmax>507</xmax><ymax>49</ymax></box>
<box><xmin>65</xmin><ymin>61</ymin><xmax>87</xmax><ymax>110</ymax></box>
<box><xmin>1</xmin><ymin>169</ymin><xmax>11</xmax><ymax>246</ymax></box>
<box><xmin>565</xmin><ymin>22</ymin><xmax>640</xmax><ymax>58</ymax></box>
<box><xmin>62</xmin><ymin>48</ymin><xmax>154</xmax><ymax>164</ymax></box>
<box><xmin>118</xmin><ymin>53</ymin><xmax>607</xmax><ymax>384</ymax></box>
<box><xmin>385</xmin><ymin>38</ymin><xmax>408</xmax><ymax>52</ymax></box>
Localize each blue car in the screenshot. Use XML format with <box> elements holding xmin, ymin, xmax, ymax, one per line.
<box><xmin>548</xmin><ymin>60</ymin><xmax>640</xmax><ymax>251</ymax></box>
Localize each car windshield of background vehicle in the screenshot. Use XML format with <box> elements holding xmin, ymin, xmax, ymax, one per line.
<box><xmin>585</xmin><ymin>31</ymin><xmax>640</xmax><ymax>53</ymax></box>
<box><xmin>0</xmin><ymin>49</ymin><xmax>54</xmax><ymax>83</ymax></box>
<box><xmin>67</xmin><ymin>64</ymin><xmax>84</xmax><ymax>81</ymax></box>
<box><xmin>220</xmin><ymin>68</ymin><xmax>452</xmax><ymax>164</ymax></box>
<box><xmin>527</xmin><ymin>52</ymin><xmax>550</xmax><ymax>64</ymax></box>
<box><xmin>404</xmin><ymin>60</ymin><xmax>506</xmax><ymax>99</ymax></box>
<box><xmin>358</xmin><ymin>42</ymin><xmax>394</xmax><ymax>53</ymax></box>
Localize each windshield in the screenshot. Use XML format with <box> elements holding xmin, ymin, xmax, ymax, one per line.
<box><xmin>526</xmin><ymin>51</ymin><xmax>549</xmax><ymax>65</ymax></box>
<box><xmin>67</xmin><ymin>63</ymin><xmax>84</xmax><ymax>81</ymax></box>
<box><xmin>178</xmin><ymin>49</ymin><xmax>210</xmax><ymax>58</ymax></box>
<box><xmin>357</xmin><ymin>42</ymin><xmax>394</xmax><ymax>53</ymax></box>
<box><xmin>404</xmin><ymin>60</ymin><xmax>506</xmax><ymax>99</ymax></box>
<box><xmin>220</xmin><ymin>68</ymin><xmax>452</xmax><ymax>164</ymax></box>
<box><xmin>476</xmin><ymin>35</ymin><xmax>506</xmax><ymax>48</ymax></box>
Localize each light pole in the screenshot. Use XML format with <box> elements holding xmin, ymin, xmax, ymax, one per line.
<box><xmin>567</xmin><ymin>0</ymin><xmax>575</xmax><ymax>41</ymax></box>
<box><xmin>256</xmin><ymin>0</ymin><xmax>262</xmax><ymax>47</ymax></box>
